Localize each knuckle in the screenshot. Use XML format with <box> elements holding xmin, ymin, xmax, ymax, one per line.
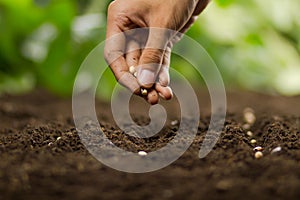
<box><xmin>142</xmin><ymin>49</ymin><xmax>163</xmax><ymax>64</ymax></box>
<box><xmin>108</xmin><ymin>2</ymin><xmax>131</xmax><ymax>26</ymax></box>
<box><xmin>114</xmin><ymin>14</ymin><xmax>131</xmax><ymax>27</ymax></box>
<box><xmin>104</xmin><ymin>48</ymin><xmax>123</xmax><ymax>64</ymax></box>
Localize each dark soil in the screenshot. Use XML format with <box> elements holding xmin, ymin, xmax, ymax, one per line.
<box><xmin>0</xmin><ymin>89</ymin><xmax>300</xmax><ymax>200</ymax></box>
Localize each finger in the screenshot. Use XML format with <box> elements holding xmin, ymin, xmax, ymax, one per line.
<box><xmin>179</xmin><ymin>15</ymin><xmax>198</xmax><ymax>34</ymax></box>
<box><xmin>155</xmin><ymin>83</ymin><xmax>173</xmax><ymax>100</ymax></box>
<box><xmin>104</xmin><ymin>3</ymin><xmax>140</xmax><ymax>94</ymax></box>
<box><xmin>193</xmin><ymin>0</ymin><xmax>210</xmax><ymax>16</ymax></box>
<box><xmin>158</xmin><ymin>46</ymin><xmax>171</xmax><ymax>86</ymax></box>
<box><xmin>179</xmin><ymin>0</ymin><xmax>210</xmax><ymax>34</ymax></box>
<box><xmin>110</xmin><ymin>58</ymin><xmax>141</xmax><ymax>94</ymax></box>
<box><xmin>146</xmin><ymin>89</ymin><xmax>159</xmax><ymax>105</ymax></box>
<box><xmin>125</xmin><ymin>39</ymin><xmax>141</xmax><ymax>68</ymax></box>
<box><xmin>137</xmin><ymin>28</ymin><xmax>171</xmax><ymax>89</ymax></box>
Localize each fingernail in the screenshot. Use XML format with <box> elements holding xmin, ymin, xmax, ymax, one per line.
<box><xmin>138</xmin><ymin>69</ymin><xmax>155</xmax><ymax>87</ymax></box>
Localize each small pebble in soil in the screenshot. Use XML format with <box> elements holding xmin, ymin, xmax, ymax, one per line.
<box><xmin>171</xmin><ymin>120</ymin><xmax>179</xmax><ymax>126</ymax></box>
<box><xmin>246</xmin><ymin>131</ymin><xmax>253</xmax><ymax>137</ymax></box>
<box><xmin>254</xmin><ymin>151</ymin><xmax>263</xmax><ymax>159</ymax></box>
<box><xmin>48</xmin><ymin>142</ymin><xmax>53</xmax><ymax>147</ymax></box>
<box><xmin>271</xmin><ymin>146</ymin><xmax>282</xmax><ymax>154</ymax></box>
<box><xmin>129</xmin><ymin>66</ymin><xmax>136</xmax><ymax>74</ymax></box>
<box><xmin>253</xmin><ymin>146</ymin><xmax>263</xmax><ymax>151</ymax></box>
<box><xmin>243</xmin><ymin>107</ymin><xmax>256</xmax><ymax>125</ymax></box>
<box><xmin>250</xmin><ymin>139</ymin><xmax>257</xmax><ymax>144</ymax></box>
<box><xmin>65</xmin><ymin>132</ymin><xmax>73</xmax><ymax>136</ymax></box>
<box><xmin>141</xmin><ymin>88</ymin><xmax>148</xmax><ymax>96</ymax></box>
<box><xmin>138</xmin><ymin>151</ymin><xmax>147</xmax><ymax>156</ymax></box>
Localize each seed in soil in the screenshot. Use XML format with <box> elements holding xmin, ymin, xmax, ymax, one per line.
<box><xmin>254</xmin><ymin>151</ymin><xmax>263</xmax><ymax>159</ymax></box>
<box><xmin>253</xmin><ymin>146</ymin><xmax>263</xmax><ymax>151</ymax></box>
<box><xmin>129</xmin><ymin>66</ymin><xmax>136</xmax><ymax>74</ymax></box>
<box><xmin>246</xmin><ymin>131</ymin><xmax>253</xmax><ymax>137</ymax></box>
<box><xmin>243</xmin><ymin>107</ymin><xmax>256</xmax><ymax>124</ymax></box>
<box><xmin>138</xmin><ymin>151</ymin><xmax>147</xmax><ymax>156</ymax></box>
<box><xmin>250</xmin><ymin>139</ymin><xmax>257</xmax><ymax>144</ymax></box>
<box><xmin>271</xmin><ymin>146</ymin><xmax>282</xmax><ymax>154</ymax></box>
<box><xmin>171</xmin><ymin>120</ymin><xmax>179</xmax><ymax>126</ymax></box>
<box><xmin>141</xmin><ymin>88</ymin><xmax>148</xmax><ymax>96</ymax></box>
<box><xmin>56</xmin><ymin>136</ymin><xmax>62</xmax><ymax>141</ymax></box>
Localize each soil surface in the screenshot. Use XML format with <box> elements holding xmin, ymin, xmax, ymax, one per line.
<box><xmin>0</xmin><ymin>89</ymin><xmax>300</xmax><ymax>200</ymax></box>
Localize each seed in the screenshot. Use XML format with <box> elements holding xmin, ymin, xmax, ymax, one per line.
<box><xmin>243</xmin><ymin>107</ymin><xmax>256</xmax><ymax>125</ymax></box>
<box><xmin>246</xmin><ymin>131</ymin><xmax>253</xmax><ymax>137</ymax></box>
<box><xmin>138</xmin><ymin>151</ymin><xmax>147</xmax><ymax>156</ymax></box>
<box><xmin>271</xmin><ymin>146</ymin><xmax>282</xmax><ymax>154</ymax></box>
<box><xmin>254</xmin><ymin>151</ymin><xmax>263</xmax><ymax>159</ymax></box>
<box><xmin>56</xmin><ymin>137</ymin><xmax>62</xmax><ymax>141</ymax></box>
<box><xmin>141</xmin><ymin>88</ymin><xmax>148</xmax><ymax>96</ymax></box>
<box><xmin>66</xmin><ymin>132</ymin><xmax>73</xmax><ymax>136</ymax></box>
<box><xmin>129</xmin><ymin>66</ymin><xmax>136</xmax><ymax>74</ymax></box>
<box><xmin>253</xmin><ymin>146</ymin><xmax>263</xmax><ymax>151</ymax></box>
<box><xmin>250</xmin><ymin>139</ymin><xmax>257</xmax><ymax>144</ymax></box>
<box><xmin>171</xmin><ymin>120</ymin><xmax>179</xmax><ymax>126</ymax></box>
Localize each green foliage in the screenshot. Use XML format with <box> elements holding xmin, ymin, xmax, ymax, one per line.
<box><xmin>0</xmin><ymin>0</ymin><xmax>299</xmax><ymax>97</ymax></box>
<box><xmin>190</xmin><ymin>0</ymin><xmax>300</xmax><ymax>95</ymax></box>
<box><xmin>0</xmin><ymin>0</ymin><xmax>112</xmax><ymax>96</ymax></box>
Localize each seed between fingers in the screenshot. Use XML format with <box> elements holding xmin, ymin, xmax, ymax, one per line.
<box><xmin>129</xmin><ymin>66</ymin><xmax>136</xmax><ymax>75</ymax></box>
<box><xmin>141</xmin><ymin>88</ymin><xmax>148</xmax><ymax>96</ymax></box>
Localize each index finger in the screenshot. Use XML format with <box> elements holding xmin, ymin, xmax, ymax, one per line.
<box><xmin>104</xmin><ymin>8</ymin><xmax>140</xmax><ymax>94</ymax></box>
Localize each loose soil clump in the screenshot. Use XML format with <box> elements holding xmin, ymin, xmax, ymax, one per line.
<box><xmin>0</xmin><ymin>90</ymin><xmax>300</xmax><ymax>200</ymax></box>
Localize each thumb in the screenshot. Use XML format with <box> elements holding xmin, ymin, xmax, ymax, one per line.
<box><xmin>137</xmin><ymin>28</ymin><xmax>171</xmax><ymax>89</ymax></box>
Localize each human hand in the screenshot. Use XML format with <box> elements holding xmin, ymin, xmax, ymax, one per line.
<box><xmin>104</xmin><ymin>0</ymin><xmax>210</xmax><ymax>104</ymax></box>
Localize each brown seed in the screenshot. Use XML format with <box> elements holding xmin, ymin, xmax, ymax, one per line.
<box><xmin>271</xmin><ymin>146</ymin><xmax>282</xmax><ymax>154</ymax></box>
<box><xmin>253</xmin><ymin>146</ymin><xmax>263</xmax><ymax>151</ymax></box>
<box><xmin>243</xmin><ymin>107</ymin><xmax>256</xmax><ymax>124</ymax></box>
<box><xmin>254</xmin><ymin>151</ymin><xmax>263</xmax><ymax>159</ymax></box>
<box><xmin>250</xmin><ymin>139</ymin><xmax>257</xmax><ymax>144</ymax></box>
<box><xmin>171</xmin><ymin>120</ymin><xmax>179</xmax><ymax>126</ymax></box>
<box><xmin>246</xmin><ymin>131</ymin><xmax>253</xmax><ymax>137</ymax></box>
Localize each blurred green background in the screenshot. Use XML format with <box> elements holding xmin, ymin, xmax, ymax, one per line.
<box><xmin>0</xmin><ymin>0</ymin><xmax>300</xmax><ymax>98</ymax></box>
